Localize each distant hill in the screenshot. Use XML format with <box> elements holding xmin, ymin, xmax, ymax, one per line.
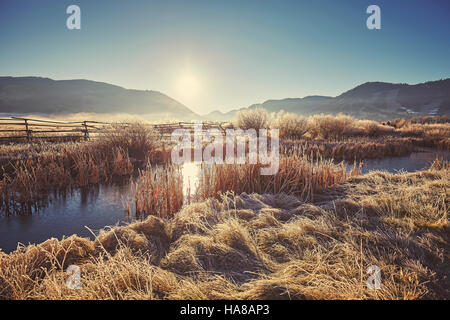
<box><xmin>203</xmin><ymin>97</ymin><xmax>332</xmax><ymax>122</ymax></box>
<box><xmin>0</xmin><ymin>77</ymin><xmax>199</xmax><ymax>120</ymax></box>
<box><xmin>205</xmin><ymin>79</ymin><xmax>450</xmax><ymax>121</ymax></box>
<box><xmin>2</xmin><ymin>77</ymin><xmax>449</xmax><ymax>122</ymax></box>
<box><xmin>248</xmin><ymin>96</ymin><xmax>333</xmax><ymax>113</ymax></box>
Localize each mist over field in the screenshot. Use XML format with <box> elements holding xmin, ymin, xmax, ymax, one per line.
<box><xmin>0</xmin><ymin>112</ymin><xmax>177</xmax><ymax>124</ymax></box>
<box><xmin>2</xmin><ymin>77</ymin><xmax>450</xmax><ymax>123</ymax></box>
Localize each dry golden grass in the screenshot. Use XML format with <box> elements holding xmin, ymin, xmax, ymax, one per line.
<box><xmin>195</xmin><ymin>153</ymin><xmax>361</xmax><ymax>201</ymax></box>
<box><xmin>232</xmin><ymin>112</ymin><xmax>448</xmax><ymax>147</ymax></box>
<box><xmin>127</xmin><ymin>152</ymin><xmax>360</xmax><ymax>219</ymax></box>
<box><xmin>400</xmin><ymin>123</ymin><xmax>450</xmax><ymax>150</ymax></box>
<box><xmin>234</xmin><ymin>107</ymin><xmax>270</xmax><ymax>131</ymax></box>
<box><xmin>0</xmin><ymin>123</ymin><xmax>161</xmax><ymax>215</ymax></box>
<box><xmin>1</xmin><ymin>115</ymin><xmax>448</xmax><ymax>215</ymax></box>
<box><xmin>282</xmin><ymin>137</ymin><xmax>417</xmax><ymax>161</ymax></box>
<box><xmin>1</xmin><ymin>164</ymin><xmax>447</xmax><ymax>300</ymax></box>
<box><xmin>271</xmin><ymin>111</ymin><xmax>309</xmax><ymax>139</ymax></box>
<box><xmin>98</xmin><ymin>122</ymin><xmax>159</xmax><ymax>160</ymax></box>
<box><xmin>0</xmin><ymin>143</ymin><xmax>133</xmax><ymax>214</ymax></box>
<box><xmin>305</xmin><ymin>114</ymin><xmax>397</xmax><ymax>139</ymax></box>
<box><xmin>308</xmin><ymin>113</ymin><xmax>355</xmax><ymax>140</ymax></box>
<box><xmin>1</xmin><ymin>115</ymin><xmax>449</xmax><ymax>299</ymax></box>
<box><xmin>131</xmin><ymin>164</ymin><xmax>184</xmax><ymax>219</ymax></box>
<box><xmin>387</xmin><ymin>115</ymin><xmax>450</xmax><ymax>128</ymax></box>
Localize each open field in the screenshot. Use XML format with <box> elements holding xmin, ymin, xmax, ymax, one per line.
<box><xmin>0</xmin><ymin>163</ymin><xmax>448</xmax><ymax>299</ymax></box>
<box><xmin>0</xmin><ymin>114</ymin><xmax>449</xmax><ymax>300</ymax></box>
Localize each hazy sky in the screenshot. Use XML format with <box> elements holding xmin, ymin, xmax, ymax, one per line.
<box><xmin>1</xmin><ymin>0</ymin><xmax>449</xmax><ymax>114</ymax></box>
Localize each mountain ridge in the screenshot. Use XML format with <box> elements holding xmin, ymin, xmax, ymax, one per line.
<box><xmin>205</xmin><ymin>79</ymin><xmax>450</xmax><ymax>121</ymax></box>
<box><xmin>0</xmin><ymin>76</ymin><xmax>199</xmax><ymax>121</ymax></box>
<box><xmin>1</xmin><ymin>76</ymin><xmax>449</xmax><ymax>122</ymax></box>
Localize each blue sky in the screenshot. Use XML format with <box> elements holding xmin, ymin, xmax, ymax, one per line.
<box><xmin>1</xmin><ymin>0</ymin><xmax>449</xmax><ymax>114</ymax></box>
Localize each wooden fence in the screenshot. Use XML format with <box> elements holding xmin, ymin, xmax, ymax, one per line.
<box><xmin>0</xmin><ymin>117</ymin><xmax>228</xmax><ymax>144</ymax></box>
<box><xmin>0</xmin><ymin>117</ymin><xmax>108</xmax><ymax>143</ymax></box>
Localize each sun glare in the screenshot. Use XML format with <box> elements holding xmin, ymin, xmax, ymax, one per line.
<box><xmin>176</xmin><ymin>72</ymin><xmax>202</xmax><ymax>101</ymax></box>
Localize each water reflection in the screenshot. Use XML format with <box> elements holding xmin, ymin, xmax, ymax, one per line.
<box><xmin>1</xmin><ymin>151</ymin><xmax>449</xmax><ymax>254</ymax></box>
<box><xmin>181</xmin><ymin>161</ymin><xmax>201</xmax><ymax>198</ymax></box>
<box><xmin>0</xmin><ymin>180</ymin><xmax>135</xmax><ymax>253</ymax></box>
<box><xmin>352</xmin><ymin>150</ymin><xmax>450</xmax><ymax>173</ymax></box>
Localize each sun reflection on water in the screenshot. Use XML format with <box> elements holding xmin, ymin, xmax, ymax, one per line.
<box><xmin>181</xmin><ymin>162</ymin><xmax>201</xmax><ymax>198</ymax></box>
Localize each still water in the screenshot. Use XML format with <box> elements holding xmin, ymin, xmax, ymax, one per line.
<box><xmin>0</xmin><ymin>152</ymin><xmax>448</xmax><ymax>253</ymax></box>
<box><xmin>353</xmin><ymin>150</ymin><xmax>450</xmax><ymax>174</ymax></box>
<box><xmin>0</xmin><ymin>181</ymin><xmax>135</xmax><ymax>253</ymax></box>
<box><xmin>0</xmin><ymin>164</ymin><xmax>200</xmax><ymax>253</ymax></box>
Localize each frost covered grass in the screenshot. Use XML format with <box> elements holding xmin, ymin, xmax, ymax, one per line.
<box><xmin>1</xmin><ymin>164</ymin><xmax>448</xmax><ymax>300</ymax></box>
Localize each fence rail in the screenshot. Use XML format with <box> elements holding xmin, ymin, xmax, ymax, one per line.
<box><xmin>0</xmin><ymin>117</ymin><xmax>228</xmax><ymax>143</ymax></box>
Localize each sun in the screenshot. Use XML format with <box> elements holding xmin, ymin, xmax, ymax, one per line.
<box><xmin>176</xmin><ymin>71</ymin><xmax>201</xmax><ymax>101</ymax></box>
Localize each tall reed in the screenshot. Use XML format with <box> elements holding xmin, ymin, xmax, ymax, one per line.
<box><xmin>131</xmin><ymin>164</ymin><xmax>184</xmax><ymax>219</ymax></box>
<box><xmin>195</xmin><ymin>153</ymin><xmax>361</xmax><ymax>202</ymax></box>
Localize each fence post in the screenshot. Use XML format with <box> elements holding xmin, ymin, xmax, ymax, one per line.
<box><xmin>83</xmin><ymin>121</ymin><xmax>89</xmax><ymax>141</ymax></box>
<box><xmin>24</xmin><ymin>119</ymin><xmax>31</xmax><ymax>142</ymax></box>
